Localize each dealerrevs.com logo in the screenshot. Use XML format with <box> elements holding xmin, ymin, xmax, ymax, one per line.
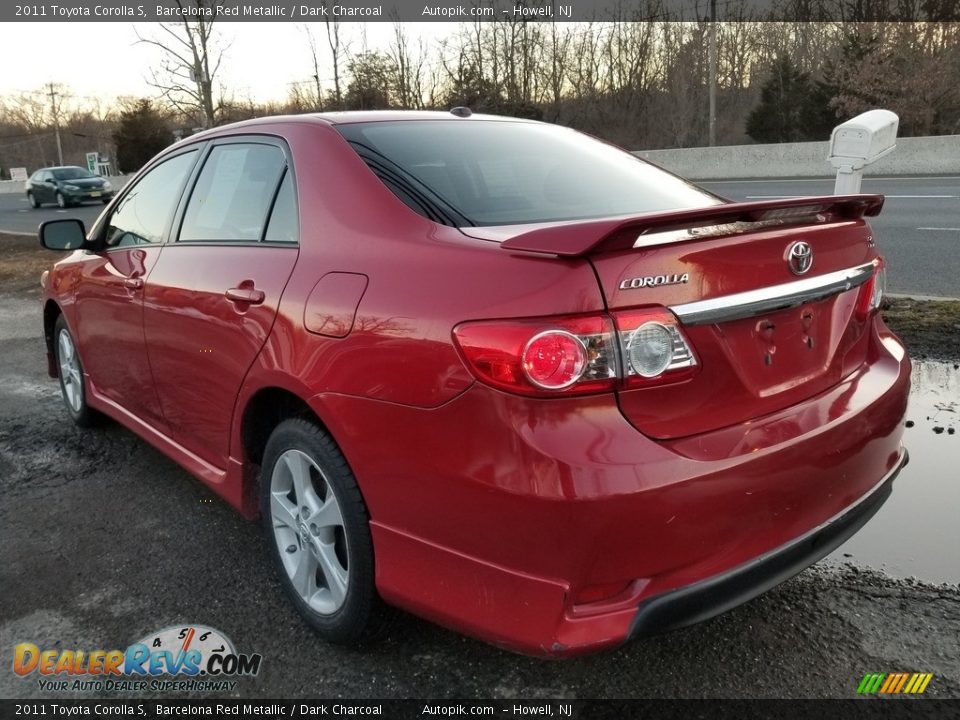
<box><xmin>13</xmin><ymin>624</ymin><xmax>262</xmax><ymax>693</ymax></box>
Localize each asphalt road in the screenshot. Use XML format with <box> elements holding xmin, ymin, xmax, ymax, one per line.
<box><xmin>0</xmin><ymin>261</ymin><xmax>959</xmax><ymax>700</ymax></box>
<box><xmin>0</xmin><ymin>194</ymin><xmax>108</xmax><ymax>235</ymax></box>
<box><xmin>1</xmin><ymin>175</ymin><xmax>958</xmax><ymax>298</ymax></box>
<box><xmin>700</xmin><ymin>176</ymin><xmax>960</xmax><ymax>299</ymax></box>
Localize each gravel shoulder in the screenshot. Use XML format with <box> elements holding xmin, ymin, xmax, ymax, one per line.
<box><xmin>1</xmin><ymin>232</ymin><xmax>958</xmax><ymax>700</ymax></box>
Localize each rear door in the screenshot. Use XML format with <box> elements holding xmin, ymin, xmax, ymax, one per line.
<box><xmin>143</xmin><ymin>137</ymin><xmax>299</xmax><ymax>468</ymax></box>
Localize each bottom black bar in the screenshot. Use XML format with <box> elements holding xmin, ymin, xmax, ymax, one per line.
<box><xmin>0</xmin><ymin>699</ymin><xmax>955</xmax><ymax>720</ymax></box>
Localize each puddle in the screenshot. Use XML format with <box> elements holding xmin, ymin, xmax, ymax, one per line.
<box><xmin>825</xmin><ymin>360</ymin><xmax>960</xmax><ymax>584</ymax></box>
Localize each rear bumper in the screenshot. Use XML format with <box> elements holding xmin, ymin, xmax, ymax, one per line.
<box><xmin>315</xmin><ymin>324</ymin><xmax>911</xmax><ymax>657</ymax></box>
<box><xmin>629</xmin><ymin>448</ymin><xmax>906</xmax><ymax>639</ymax></box>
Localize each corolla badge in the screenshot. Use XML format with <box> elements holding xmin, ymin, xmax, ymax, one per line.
<box><xmin>619</xmin><ymin>273</ymin><xmax>689</xmax><ymax>290</ymax></box>
<box><xmin>787</xmin><ymin>241</ymin><xmax>813</xmax><ymax>275</ymax></box>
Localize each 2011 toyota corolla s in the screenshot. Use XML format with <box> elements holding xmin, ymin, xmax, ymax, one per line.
<box><xmin>38</xmin><ymin>111</ymin><xmax>909</xmax><ymax>657</ymax></box>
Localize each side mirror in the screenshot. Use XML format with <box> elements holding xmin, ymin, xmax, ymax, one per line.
<box><xmin>39</xmin><ymin>219</ymin><xmax>87</xmax><ymax>251</ymax></box>
<box><xmin>46</xmin><ymin>178</ymin><xmax>57</xmax><ymax>184</ymax></box>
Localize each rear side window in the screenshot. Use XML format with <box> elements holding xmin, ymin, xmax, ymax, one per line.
<box><xmin>179</xmin><ymin>143</ymin><xmax>286</xmax><ymax>242</ymax></box>
<box><xmin>105</xmin><ymin>150</ymin><xmax>197</xmax><ymax>247</ymax></box>
<box><xmin>264</xmin><ymin>170</ymin><xmax>298</xmax><ymax>243</ymax></box>
<box><xmin>337</xmin><ymin>120</ymin><xmax>720</xmax><ymax>226</ymax></box>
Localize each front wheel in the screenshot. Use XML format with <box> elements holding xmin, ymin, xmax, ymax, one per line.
<box><xmin>261</xmin><ymin>418</ymin><xmax>379</xmax><ymax>644</ymax></box>
<box><xmin>53</xmin><ymin>315</ymin><xmax>100</xmax><ymax>427</ymax></box>
<box><xmin>56</xmin><ymin>192</ymin><xmax>68</xmax><ymax>208</ymax></box>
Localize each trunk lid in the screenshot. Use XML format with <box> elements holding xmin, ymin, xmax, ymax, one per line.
<box><xmin>471</xmin><ymin>195</ymin><xmax>884</xmax><ymax>439</ymax></box>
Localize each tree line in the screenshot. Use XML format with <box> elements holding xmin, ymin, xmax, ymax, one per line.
<box><xmin>2</xmin><ymin>15</ymin><xmax>959</xmax><ymax>176</ymax></box>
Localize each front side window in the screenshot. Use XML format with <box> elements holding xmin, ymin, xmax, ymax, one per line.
<box><xmin>105</xmin><ymin>150</ymin><xmax>197</xmax><ymax>248</ymax></box>
<box><xmin>179</xmin><ymin>143</ymin><xmax>286</xmax><ymax>242</ymax></box>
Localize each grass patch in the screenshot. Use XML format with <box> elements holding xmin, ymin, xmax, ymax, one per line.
<box><xmin>0</xmin><ymin>232</ymin><xmax>66</xmax><ymax>296</ymax></box>
<box><xmin>882</xmin><ymin>297</ymin><xmax>960</xmax><ymax>361</ymax></box>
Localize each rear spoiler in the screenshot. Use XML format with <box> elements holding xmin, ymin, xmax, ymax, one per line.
<box><xmin>499</xmin><ymin>194</ymin><xmax>884</xmax><ymax>257</ymax></box>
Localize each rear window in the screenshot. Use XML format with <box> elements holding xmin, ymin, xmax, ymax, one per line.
<box><xmin>336</xmin><ymin>120</ymin><xmax>719</xmax><ymax>226</ymax></box>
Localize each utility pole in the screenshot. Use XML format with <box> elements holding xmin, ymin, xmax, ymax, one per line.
<box><xmin>708</xmin><ymin>0</ymin><xmax>717</xmax><ymax>147</ymax></box>
<box><xmin>47</xmin><ymin>82</ymin><xmax>64</xmax><ymax>165</ymax></box>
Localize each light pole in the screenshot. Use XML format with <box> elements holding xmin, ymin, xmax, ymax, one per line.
<box><xmin>47</xmin><ymin>83</ymin><xmax>64</xmax><ymax>166</ymax></box>
<box><xmin>708</xmin><ymin>0</ymin><xmax>717</xmax><ymax>147</ymax></box>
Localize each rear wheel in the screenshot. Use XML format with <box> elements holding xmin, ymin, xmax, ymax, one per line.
<box><xmin>260</xmin><ymin>418</ymin><xmax>379</xmax><ymax>644</ymax></box>
<box><xmin>53</xmin><ymin>315</ymin><xmax>100</xmax><ymax>427</ymax></box>
<box><xmin>28</xmin><ymin>192</ymin><xmax>39</xmax><ymax>208</ymax></box>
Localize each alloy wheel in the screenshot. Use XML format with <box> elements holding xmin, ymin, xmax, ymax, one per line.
<box><xmin>57</xmin><ymin>329</ymin><xmax>83</xmax><ymax>413</ymax></box>
<box><xmin>270</xmin><ymin>449</ymin><xmax>350</xmax><ymax>615</ymax></box>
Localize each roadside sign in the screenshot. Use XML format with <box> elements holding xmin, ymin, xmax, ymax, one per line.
<box><xmin>86</xmin><ymin>152</ymin><xmax>98</xmax><ymax>175</ymax></box>
<box><xmin>10</xmin><ymin>167</ymin><xmax>27</xmax><ymax>182</ymax></box>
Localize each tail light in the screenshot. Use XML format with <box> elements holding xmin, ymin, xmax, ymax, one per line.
<box><xmin>612</xmin><ymin>307</ymin><xmax>698</xmax><ymax>388</ymax></box>
<box><xmin>452</xmin><ymin>309</ymin><xmax>697</xmax><ymax>397</ymax></box>
<box><xmin>856</xmin><ymin>258</ymin><xmax>886</xmax><ymax>320</ymax></box>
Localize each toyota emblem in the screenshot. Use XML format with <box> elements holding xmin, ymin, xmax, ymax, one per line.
<box><xmin>787</xmin><ymin>241</ymin><xmax>813</xmax><ymax>275</ymax></box>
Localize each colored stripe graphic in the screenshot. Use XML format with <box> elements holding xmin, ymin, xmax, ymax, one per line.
<box><xmin>858</xmin><ymin>672</ymin><xmax>933</xmax><ymax>695</ymax></box>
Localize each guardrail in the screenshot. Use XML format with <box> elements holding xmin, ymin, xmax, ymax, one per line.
<box><xmin>5</xmin><ymin>134</ymin><xmax>960</xmax><ymax>192</ymax></box>
<box><xmin>633</xmin><ymin>135</ymin><xmax>960</xmax><ymax>180</ymax></box>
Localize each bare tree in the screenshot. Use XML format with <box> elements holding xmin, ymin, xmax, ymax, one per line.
<box><xmin>301</xmin><ymin>24</ymin><xmax>325</xmax><ymax>111</ymax></box>
<box><xmin>325</xmin><ymin>15</ymin><xmax>349</xmax><ymax>109</ymax></box>
<box><xmin>136</xmin><ymin>0</ymin><xmax>229</xmax><ymax>127</ymax></box>
<box><xmin>387</xmin><ymin>22</ymin><xmax>431</xmax><ymax>109</ymax></box>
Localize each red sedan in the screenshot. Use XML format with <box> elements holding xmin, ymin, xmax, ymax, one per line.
<box><xmin>38</xmin><ymin>111</ymin><xmax>909</xmax><ymax>656</ymax></box>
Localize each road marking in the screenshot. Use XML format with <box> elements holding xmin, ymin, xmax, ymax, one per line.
<box><xmin>744</xmin><ymin>194</ymin><xmax>956</xmax><ymax>199</ymax></box>
<box><xmin>701</xmin><ymin>176</ymin><xmax>960</xmax><ymax>183</ymax></box>
<box><xmin>917</xmin><ymin>227</ymin><xmax>960</xmax><ymax>231</ymax></box>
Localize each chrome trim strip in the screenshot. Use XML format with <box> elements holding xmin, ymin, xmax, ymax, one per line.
<box><xmin>670</xmin><ymin>262</ymin><xmax>876</xmax><ymax>326</ymax></box>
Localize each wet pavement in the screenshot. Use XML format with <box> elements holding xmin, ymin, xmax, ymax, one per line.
<box><xmin>826</xmin><ymin>360</ymin><xmax>960</xmax><ymax>584</ymax></box>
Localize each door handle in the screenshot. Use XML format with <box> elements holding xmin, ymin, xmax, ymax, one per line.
<box><xmin>123</xmin><ymin>277</ymin><xmax>144</xmax><ymax>290</ymax></box>
<box><xmin>225</xmin><ymin>287</ymin><xmax>265</xmax><ymax>305</ymax></box>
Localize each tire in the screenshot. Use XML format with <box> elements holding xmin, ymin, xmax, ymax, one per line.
<box><xmin>53</xmin><ymin>315</ymin><xmax>100</xmax><ymax>427</ymax></box>
<box><xmin>260</xmin><ymin>418</ymin><xmax>379</xmax><ymax>644</ymax></box>
<box><xmin>56</xmin><ymin>192</ymin><xmax>68</xmax><ymax>208</ymax></box>
<box><xmin>28</xmin><ymin>192</ymin><xmax>39</xmax><ymax>208</ymax></box>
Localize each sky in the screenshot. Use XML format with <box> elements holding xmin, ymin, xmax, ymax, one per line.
<box><xmin>0</xmin><ymin>22</ymin><xmax>458</xmax><ymax>106</ymax></box>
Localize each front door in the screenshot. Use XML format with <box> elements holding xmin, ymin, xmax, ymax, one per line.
<box><xmin>74</xmin><ymin>149</ymin><xmax>199</xmax><ymax>428</ymax></box>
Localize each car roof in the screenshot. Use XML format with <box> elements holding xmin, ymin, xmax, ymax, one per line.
<box><xmin>182</xmin><ymin>110</ymin><xmax>536</xmax><ymax>143</ymax></box>
<box><xmin>37</xmin><ymin>166</ymin><xmax>88</xmax><ymax>172</ymax></box>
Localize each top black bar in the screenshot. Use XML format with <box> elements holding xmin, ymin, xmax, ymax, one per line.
<box><xmin>6</xmin><ymin>0</ymin><xmax>960</xmax><ymax>23</ymax></box>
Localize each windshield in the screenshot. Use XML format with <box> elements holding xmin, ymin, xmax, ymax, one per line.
<box><xmin>336</xmin><ymin>120</ymin><xmax>720</xmax><ymax>226</ymax></box>
<box><xmin>52</xmin><ymin>167</ymin><xmax>95</xmax><ymax>181</ymax></box>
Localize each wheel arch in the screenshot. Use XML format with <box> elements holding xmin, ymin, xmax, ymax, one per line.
<box><xmin>239</xmin><ymin>385</ymin><xmax>320</xmax><ymax>469</ymax></box>
<box><xmin>43</xmin><ymin>299</ymin><xmax>63</xmax><ymax>374</ymax></box>
<box><xmin>235</xmin><ymin>382</ymin><xmax>365</xmax><ymax>516</ymax></box>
